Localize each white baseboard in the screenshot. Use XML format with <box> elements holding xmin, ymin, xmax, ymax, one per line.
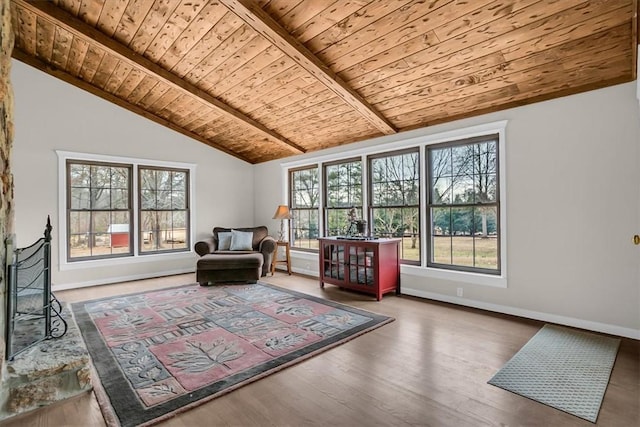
<box><xmin>402</xmin><ymin>286</ymin><xmax>640</xmax><ymax>340</ymax></box>
<box><xmin>52</xmin><ymin>267</ymin><xmax>196</xmax><ymax>291</ymax></box>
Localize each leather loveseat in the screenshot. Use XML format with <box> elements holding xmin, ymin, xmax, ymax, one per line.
<box><xmin>194</xmin><ymin>226</ymin><xmax>276</xmax><ymax>285</ymax></box>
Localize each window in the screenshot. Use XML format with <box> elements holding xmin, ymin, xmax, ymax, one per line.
<box><xmin>289</xmin><ymin>166</ymin><xmax>319</xmax><ymax>250</ymax></box>
<box><xmin>67</xmin><ymin>161</ymin><xmax>132</xmax><ymax>260</ymax></box>
<box><xmin>139</xmin><ymin>167</ymin><xmax>190</xmax><ymax>254</ymax></box>
<box><xmin>62</xmin><ymin>153</ymin><xmax>193</xmax><ymax>264</ymax></box>
<box><xmin>324</xmin><ymin>159</ymin><xmax>362</xmax><ymax>236</ymax></box>
<box><xmin>427</xmin><ymin>135</ymin><xmax>500</xmax><ymax>274</ymax></box>
<box><xmin>369</xmin><ymin>149</ymin><xmax>420</xmax><ymax>263</ymax></box>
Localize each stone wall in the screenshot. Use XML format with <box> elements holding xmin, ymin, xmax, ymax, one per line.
<box><xmin>0</xmin><ymin>0</ymin><xmax>15</xmax><ymax>365</ymax></box>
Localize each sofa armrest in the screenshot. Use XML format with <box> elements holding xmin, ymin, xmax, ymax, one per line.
<box><xmin>194</xmin><ymin>237</ymin><xmax>216</xmax><ymax>256</ymax></box>
<box><xmin>258</xmin><ymin>236</ymin><xmax>277</xmax><ymax>276</ymax></box>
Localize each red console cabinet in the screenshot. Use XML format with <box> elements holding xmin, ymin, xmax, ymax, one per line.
<box><xmin>319</xmin><ymin>237</ymin><xmax>400</xmax><ymax>301</ymax></box>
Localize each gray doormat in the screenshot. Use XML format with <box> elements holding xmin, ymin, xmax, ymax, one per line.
<box><xmin>488</xmin><ymin>324</ymin><xmax>620</xmax><ymax>423</ymax></box>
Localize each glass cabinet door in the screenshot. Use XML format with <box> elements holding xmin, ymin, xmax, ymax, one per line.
<box><xmin>323</xmin><ymin>242</ymin><xmax>345</xmax><ymax>280</ymax></box>
<box><xmin>348</xmin><ymin>245</ymin><xmax>374</xmax><ymax>286</ymax></box>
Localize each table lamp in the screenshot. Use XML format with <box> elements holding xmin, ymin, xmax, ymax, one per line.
<box><xmin>272</xmin><ymin>205</ymin><xmax>291</xmax><ymax>242</ymax></box>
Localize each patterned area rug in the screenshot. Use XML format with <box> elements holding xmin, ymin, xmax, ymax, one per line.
<box><xmin>71</xmin><ymin>282</ymin><xmax>393</xmax><ymax>427</ymax></box>
<box><xmin>488</xmin><ymin>324</ymin><xmax>620</xmax><ymax>423</ymax></box>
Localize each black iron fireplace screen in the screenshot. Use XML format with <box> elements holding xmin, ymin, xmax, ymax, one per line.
<box><xmin>5</xmin><ymin>217</ymin><xmax>67</xmax><ymax>360</ymax></box>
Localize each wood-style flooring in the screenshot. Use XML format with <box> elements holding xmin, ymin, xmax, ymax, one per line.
<box><xmin>2</xmin><ymin>273</ymin><xmax>638</xmax><ymax>427</ymax></box>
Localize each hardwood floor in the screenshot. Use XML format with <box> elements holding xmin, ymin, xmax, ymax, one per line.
<box><xmin>3</xmin><ymin>273</ymin><xmax>638</xmax><ymax>427</ymax></box>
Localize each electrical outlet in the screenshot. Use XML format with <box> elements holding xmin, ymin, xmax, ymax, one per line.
<box><xmin>456</xmin><ymin>287</ymin><xmax>463</xmax><ymax>297</ymax></box>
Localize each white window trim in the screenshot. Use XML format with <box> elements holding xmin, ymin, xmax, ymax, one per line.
<box><xmin>57</xmin><ymin>150</ymin><xmax>197</xmax><ymax>271</ymax></box>
<box><xmin>281</xmin><ymin>120</ymin><xmax>508</xmax><ymax>288</ymax></box>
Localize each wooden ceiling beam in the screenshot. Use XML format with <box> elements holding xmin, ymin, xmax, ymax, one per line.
<box><xmin>13</xmin><ymin>0</ymin><xmax>306</xmax><ymax>155</ymax></box>
<box><xmin>219</xmin><ymin>0</ymin><xmax>397</xmax><ymax>136</ymax></box>
<box><xmin>12</xmin><ymin>48</ymin><xmax>253</xmax><ymax>163</ymax></box>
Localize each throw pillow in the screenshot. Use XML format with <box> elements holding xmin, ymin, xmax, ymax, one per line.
<box><xmin>217</xmin><ymin>231</ymin><xmax>233</xmax><ymax>250</ymax></box>
<box><xmin>230</xmin><ymin>230</ymin><xmax>253</xmax><ymax>251</ymax></box>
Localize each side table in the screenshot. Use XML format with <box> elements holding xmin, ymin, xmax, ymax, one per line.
<box><xmin>271</xmin><ymin>241</ymin><xmax>292</xmax><ymax>275</ymax></box>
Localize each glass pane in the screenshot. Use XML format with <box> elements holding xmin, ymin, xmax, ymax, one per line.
<box><xmin>68</xmin><ymin>234</ymin><xmax>89</xmax><ymax>258</ymax></box>
<box><xmin>432</xmin><ymin>176</ymin><xmax>451</xmax><ymax>204</ymax></box>
<box><xmin>91</xmin><ymin>188</ymin><xmax>111</xmax><ymax>209</ymax></box>
<box><xmin>112</xmin><ymin>211</ymin><xmax>130</xmax><ymax>225</ymax></box>
<box><xmin>91</xmin><ymin>165</ymin><xmax>111</xmax><ymax>188</ymax></box>
<box><xmin>141</xmin><ymin>189</ymin><xmax>156</xmax><ymax>209</ymax></box>
<box><xmin>309</xmin><ymin>209</ymin><xmax>319</xmax><ymax>240</ymax></box>
<box><xmin>111</xmin><ymin>167</ymin><xmax>129</xmax><ymax>188</ymax></box>
<box><xmin>451</xmin><ymin>206</ymin><xmax>472</xmax><ymax>237</ymax></box>
<box><xmin>140</xmin><ymin>211</ymin><xmax>157</xmax><ymax>252</ymax></box>
<box><xmin>452</xmin><ymin>145</ymin><xmax>473</xmax><ymax>176</ymax></box>
<box><xmin>69</xmin><ymin>164</ymin><xmax>90</xmax><ymax>187</ymax></box>
<box><xmin>171</xmin><ymin>191</ymin><xmax>186</xmax><ymax>209</ymax></box>
<box><xmin>473</xmin><ymin>172</ymin><xmax>497</xmax><ymax>203</ymax></box>
<box><xmin>172</xmin><ymin>171</ymin><xmax>187</xmax><ymax>191</ymax></box>
<box><xmin>404</xmin><ymin>179</ymin><xmax>419</xmax><ymax>205</ymax></box>
<box><xmin>451</xmin><ymin>235</ymin><xmax>474</xmax><ymax>267</ymax></box>
<box><xmin>140</xmin><ymin>169</ymin><xmax>156</xmax><ymax>191</ymax></box>
<box><xmin>157</xmin><ymin>191</ymin><xmax>172</xmax><ymax>209</ymax></box>
<box><xmin>291</xmin><ymin>168</ymin><xmax>319</xmax><ymax>209</ymax></box>
<box><xmin>157</xmin><ymin>170</ymin><xmax>172</xmax><ymax>190</ymax></box>
<box><xmin>112</xmin><ymin>189</ymin><xmax>129</xmax><ymax>209</ymax></box>
<box><xmin>474</xmin><ymin>141</ymin><xmax>497</xmax><ymax>175</ymax></box>
<box><xmin>172</xmin><ymin>211</ymin><xmax>186</xmax><ymax>228</ymax></box>
<box><xmin>430</xmin><ymin>147</ymin><xmax>452</xmax><ymax>178</ymax></box>
<box><xmin>474</xmin><ymin>207</ymin><xmax>498</xmax><ymax>270</ymax></box>
<box><xmin>451</xmin><ymin>207</ymin><xmax>473</xmax><ymax>267</ymax></box>
<box><xmin>432</xmin><ymin>227</ymin><xmax>452</xmax><ymax>265</ymax></box>
<box><xmin>69</xmin><ymin>211</ymin><xmax>90</xmax><ymax>234</ymax></box>
<box><xmin>70</xmin><ymin>188</ymin><xmax>90</xmax><ymax>209</ymax></box>
<box><xmin>402</xmin><ymin>207</ymin><xmax>419</xmax><ymax>262</ymax></box>
<box><xmin>452</xmin><ymin>174</ymin><xmax>473</xmax><ymax>204</ymax></box>
<box><xmin>91</xmin><ymin>211</ymin><xmax>110</xmax><ymax>233</ymax></box>
<box><xmin>431</xmin><ymin>207</ymin><xmax>451</xmax><ymax>237</ymax></box>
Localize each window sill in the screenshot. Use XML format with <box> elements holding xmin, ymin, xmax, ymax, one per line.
<box><xmin>59</xmin><ymin>250</ymin><xmax>196</xmax><ymax>271</ymax></box>
<box><xmin>401</xmin><ymin>264</ymin><xmax>507</xmax><ymax>288</ymax></box>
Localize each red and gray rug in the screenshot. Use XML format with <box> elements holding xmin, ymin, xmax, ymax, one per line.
<box><xmin>71</xmin><ymin>282</ymin><xmax>393</xmax><ymax>427</ymax></box>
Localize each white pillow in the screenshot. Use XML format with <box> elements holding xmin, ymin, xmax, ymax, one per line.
<box><xmin>230</xmin><ymin>230</ymin><xmax>253</xmax><ymax>251</ymax></box>
<box><xmin>217</xmin><ymin>232</ymin><xmax>232</xmax><ymax>250</ymax></box>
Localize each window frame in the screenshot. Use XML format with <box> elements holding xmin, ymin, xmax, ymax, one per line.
<box><xmin>66</xmin><ymin>159</ymin><xmax>134</xmax><ymax>262</ymax></box>
<box><xmin>289</xmin><ymin>165</ymin><xmax>320</xmax><ymax>251</ymax></box>
<box><xmin>57</xmin><ymin>151</ymin><xmax>196</xmax><ymax>271</ymax></box>
<box><xmin>367</xmin><ymin>147</ymin><xmax>421</xmax><ymax>265</ymax></box>
<box><xmin>323</xmin><ymin>157</ymin><xmax>363</xmax><ymax>237</ymax></box>
<box><xmin>426</xmin><ymin>134</ymin><xmax>501</xmax><ymax>275</ymax></box>
<box><xmin>138</xmin><ymin>165</ymin><xmax>191</xmax><ymax>255</ymax></box>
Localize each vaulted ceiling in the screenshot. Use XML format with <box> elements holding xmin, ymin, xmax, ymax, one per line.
<box><xmin>10</xmin><ymin>0</ymin><xmax>639</xmax><ymax>164</ymax></box>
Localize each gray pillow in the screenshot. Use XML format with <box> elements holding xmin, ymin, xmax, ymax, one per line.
<box><xmin>217</xmin><ymin>232</ymin><xmax>232</xmax><ymax>250</ymax></box>
<box><xmin>230</xmin><ymin>230</ymin><xmax>253</xmax><ymax>251</ymax></box>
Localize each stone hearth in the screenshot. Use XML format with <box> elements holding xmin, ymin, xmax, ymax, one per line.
<box><xmin>0</xmin><ymin>306</ymin><xmax>93</xmax><ymax>420</ymax></box>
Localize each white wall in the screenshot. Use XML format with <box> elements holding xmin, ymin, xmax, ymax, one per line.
<box><xmin>11</xmin><ymin>60</ymin><xmax>255</xmax><ymax>288</ymax></box>
<box><xmin>254</xmin><ymin>82</ymin><xmax>640</xmax><ymax>338</ymax></box>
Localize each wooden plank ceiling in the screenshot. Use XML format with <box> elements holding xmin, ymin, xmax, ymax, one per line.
<box><xmin>10</xmin><ymin>0</ymin><xmax>638</xmax><ymax>164</ymax></box>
